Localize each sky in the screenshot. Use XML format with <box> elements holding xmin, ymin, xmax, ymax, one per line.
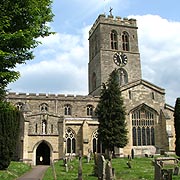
<box><xmin>8</xmin><ymin>0</ymin><xmax>180</xmax><ymax>107</ymax></box>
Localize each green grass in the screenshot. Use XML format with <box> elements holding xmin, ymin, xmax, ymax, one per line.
<box><xmin>0</xmin><ymin>161</ymin><xmax>31</xmax><ymax>180</ymax></box>
<box><xmin>43</xmin><ymin>156</ymin><xmax>180</xmax><ymax>180</ymax></box>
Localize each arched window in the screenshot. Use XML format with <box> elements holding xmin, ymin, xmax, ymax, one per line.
<box><xmin>118</xmin><ymin>68</ymin><xmax>128</xmax><ymax>85</ymax></box>
<box><xmin>42</xmin><ymin>120</ymin><xmax>47</xmax><ymax>134</ymax></box>
<box><xmin>40</xmin><ymin>103</ymin><xmax>48</xmax><ymax>112</ymax></box>
<box><xmin>110</xmin><ymin>30</ymin><xmax>118</xmax><ymax>50</ymax></box>
<box><xmin>92</xmin><ymin>130</ymin><xmax>105</xmax><ymax>153</ymax></box>
<box><xmin>65</xmin><ymin>128</ymin><xmax>76</xmax><ymax>154</ymax></box>
<box><xmin>132</xmin><ymin>107</ymin><xmax>155</xmax><ymax>146</ymax></box>
<box><xmin>15</xmin><ymin>102</ymin><xmax>24</xmax><ymax>111</ymax></box>
<box><xmin>64</xmin><ymin>104</ymin><xmax>72</xmax><ymax>115</ymax></box>
<box><xmin>87</xmin><ymin>105</ymin><xmax>93</xmax><ymax>116</ymax></box>
<box><xmin>122</xmin><ymin>31</ymin><xmax>129</xmax><ymax>51</ymax></box>
<box><xmin>92</xmin><ymin>72</ymin><xmax>97</xmax><ymax>90</ymax></box>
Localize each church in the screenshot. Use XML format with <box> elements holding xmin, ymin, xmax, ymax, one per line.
<box><xmin>7</xmin><ymin>13</ymin><xmax>175</xmax><ymax>166</ymax></box>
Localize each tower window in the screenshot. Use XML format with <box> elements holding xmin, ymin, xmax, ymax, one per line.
<box><xmin>122</xmin><ymin>31</ymin><xmax>129</xmax><ymax>51</ymax></box>
<box><xmin>64</xmin><ymin>104</ymin><xmax>72</xmax><ymax>115</ymax></box>
<box><xmin>87</xmin><ymin>105</ymin><xmax>93</xmax><ymax>116</ymax></box>
<box><xmin>110</xmin><ymin>30</ymin><xmax>118</xmax><ymax>50</ymax></box>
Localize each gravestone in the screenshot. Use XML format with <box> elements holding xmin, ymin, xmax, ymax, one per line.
<box><xmin>174</xmin><ymin>166</ymin><xmax>179</xmax><ymax>175</ymax></box>
<box><xmin>154</xmin><ymin>157</ymin><xmax>178</xmax><ymax>180</ymax></box>
<box><xmin>78</xmin><ymin>150</ymin><xmax>82</xmax><ymax>180</ymax></box>
<box><xmin>63</xmin><ymin>157</ymin><xmax>68</xmax><ymax>172</ymax></box>
<box><xmin>87</xmin><ymin>149</ymin><xmax>91</xmax><ymax>163</ymax></box>
<box><xmin>97</xmin><ymin>154</ymin><xmax>106</xmax><ymax>180</ymax></box>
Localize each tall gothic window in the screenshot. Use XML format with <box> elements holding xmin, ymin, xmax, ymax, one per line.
<box><xmin>132</xmin><ymin>107</ymin><xmax>155</xmax><ymax>146</ymax></box>
<box><xmin>65</xmin><ymin>128</ymin><xmax>76</xmax><ymax>154</ymax></box>
<box><xmin>110</xmin><ymin>30</ymin><xmax>118</xmax><ymax>50</ymax></box>
<box><xmin>64</xmin><ymin>104</ymin><xmax>72</xmax><ymax>115</ymax></box>
<box><xmin>40</xmin><ymin>103</ymin><xmax>48</xmax><ymax>112</ymax></box>
<box><xmin>122</xmin><ymin>31</ymin><xmax>129</xmax><ymax>51</ymax></box>
<box><xmin>92</xmin><ymin>130</ymin><xmax>105</xmax><ymax>153</ymax></box>
<box><xmin>118</xmin><ymin>68</ymin><xmax>128</xmax><ymax>85</ymax></box>
<box><xmin>87</xmin><ymin>105</ymin><xmax>93</xmax><ymax>116</ymax></box>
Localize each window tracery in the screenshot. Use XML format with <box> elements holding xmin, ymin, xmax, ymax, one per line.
<box><xmin>64</xmin><ymin>104</ymin><xmax>72</xmax><ymax>115</ymax></box>
<box><xmin>87</xmin><ymin>105</ymin><xmax>93</xmax><ymax>116</ymax></box>
<box><xmin>15</xmin><ymin>102</ymin><xmax>24</xmax><ymax>110</ymax></box>
<box><xmin>122</xmin><ymin>31</ymin><xmax>129</xmax><ymax>51</ymax></box>
<box><xmin>110</xmin><ymin>30</ymin><xmax>118</xmax><ymax>50</ymax></box>
<box><xmin>92</xmin><ymin>130</ymin><xmax>105</xmax><ymax>153</ymax></box>
<box><xmin>40</xmin><ymin>103</ymin><xmax>48</xmax><ymax>112</ymax></box>
<box><xmin>132</xmin><ymin>108</ymin><xmax>155</xmax><ymax>146</ymax></box>
<box><xmin>65</xmin><ymin>128</ymin><xmax>76</xmax><ymax>154</ymax></box>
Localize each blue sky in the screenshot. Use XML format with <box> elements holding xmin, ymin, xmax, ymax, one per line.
<box><xmin>8</xmin><ymin>0</ymin><xmax>180</xmax><ymax>106</ymax></box>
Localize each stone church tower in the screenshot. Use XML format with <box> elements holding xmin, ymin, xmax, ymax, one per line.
<box><xmin>7</xmin><ymin>14</ymin><xmax>175</xmax><ymax>166</ymax></box>
<box><xmin>88</xmin><ymin>14</ymin><xmax>141</xmax><ymax>96</ymax></box>
<box><xmin>88</xmin><ymin>14</ymin><xmax>175</xmax><ymax>155</ymax></box>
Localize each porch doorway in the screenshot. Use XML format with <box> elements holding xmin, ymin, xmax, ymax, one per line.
<box><xmin>36</xmin><ymin>141</ymin><xmax>50</xmax><ymax>165</ymax></box>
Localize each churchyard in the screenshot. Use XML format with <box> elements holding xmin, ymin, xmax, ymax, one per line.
<box><xmin>0</xmin><ymin>154</ymin><xmax>180</xmax><ymax>179</ymax></box>
<box><xmin>43</xmin><ymin>154</ymin><xmax>180</xmax><ymax>180</ymax></box>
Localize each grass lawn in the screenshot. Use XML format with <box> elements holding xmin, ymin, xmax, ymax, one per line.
<box><xmin>43</xmin><ymin>156</ymin><xmax>180</xmax><ymax>180</ymax></box>
<box><xmin>0</xmin><ymin>161</ymin><xmax>31</xmax><ymax>180</ymax></box>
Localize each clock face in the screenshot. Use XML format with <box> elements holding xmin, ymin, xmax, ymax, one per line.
<box><xmin>113</xmin><ymin>52</ymin><xmax>128</xmax><ymax>66</ymax></box>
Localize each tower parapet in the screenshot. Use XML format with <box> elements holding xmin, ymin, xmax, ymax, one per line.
<box><xmin>89</xmin><ymin>14</ymin><xmax>137</xmax><ymax>37</ymax></box>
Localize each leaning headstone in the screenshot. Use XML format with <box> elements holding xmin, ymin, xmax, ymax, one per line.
<box><xmin>87</xmin><ymin>149</ymin><xmax>91</xmax><ymax>163</ymax></box>
<box><xmin>126</xmin><ymin>161</ymin><xmax>131</xmax><ymax>168</ymax></box>
<box><xmin>131</xmin><ymin>149</ymin><xmax>135</xmax><ymax>159</ymax></box>
<box><xmin>105</xmin><ymin>160</ymin><xmax>113</xmax><ymax>180</ymax></box>
<box><xmin>97</xmin><ymin>154</ymin><xmax>104</xmax><ymax>179</ymax></box>
<box><xmin>174</xmin><ymin>166</ymin><xmax>179</xmax><ymax>175</ymax></box>
<box><xmin>101</xmin><ymin>155</ymin><xmax>106</xmax><ymax>180</ymax></box>
<box><xmin>78</xmin><ymin>150</ymin><xmax>83</xmax><ymax>180</ymax></box>
<box><xmin>93</xmin><ymin>153</ymin><xmax>98</xmax><ymax>176</ymax></box>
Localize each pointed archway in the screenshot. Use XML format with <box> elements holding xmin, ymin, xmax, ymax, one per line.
<box><xmin>36</xmin><ymin>141</ymin><xmax>50</xmax><ymax>165</ymax></box>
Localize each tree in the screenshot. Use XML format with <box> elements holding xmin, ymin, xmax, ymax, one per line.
<box><xmin>174</xmin><ymin>97</ymin><xmax>180</xmax><ymax>156</ymax></box>
<box><xmin>0</xmin><ymin>0</ymin><xmax>54</xmax><ymax>169</ymax></box>
<box><xmin>0</xmin><ymin>0</ymin><xmax>54</xmax><ymax>98</ymax></box>
<box><xmin>95</xmin><ymin>69</ymin><xmax>128</xmax><ymax>157</ymax></box>
<box><xmin>0</xmin><ymin>101</ymin><xmax>21</xmax><ymax>170</ymax></box>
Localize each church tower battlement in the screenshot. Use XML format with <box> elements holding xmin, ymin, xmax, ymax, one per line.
<box><xmin>89</xmin><ymin>14</ymin><xmax>137</xmax><ymax>37</ymax></box>
<box><xmin>88</xmin><ymin>14</ymin><xmax>142</xmax><ymax>96</ymax></box>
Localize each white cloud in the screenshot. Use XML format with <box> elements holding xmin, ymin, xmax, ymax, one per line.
<box><xmin>129</xmin><ymin>14</ymin><xmax>180</xmax><ymax>106</ymax></box>
<box><xmin>8</xmin><ymin>26</ymin><xmax>89</xmax><ymax>95</ymax></box>
<box><xmin>8</xmin><ymin>14</ymin><xmax>180</xmax><ymax>106</ymax></box>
